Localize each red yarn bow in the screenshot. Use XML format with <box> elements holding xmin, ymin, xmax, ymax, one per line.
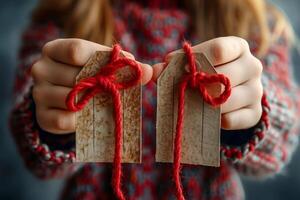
<box><xmin>173</xmin><ymin>42</ymin><xmax>231</xmax><ymax>200</ymax></box>
<box><xmin>66</xmin><ymin>44</ymin><xmax>142</xmax><ymax>200</ymax></box>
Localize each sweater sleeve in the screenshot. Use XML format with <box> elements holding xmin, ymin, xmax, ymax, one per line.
<box><xmin>9</xmin><ymin>23</ymin><xmax>78</xmax><ymax>179</ymax></box>
<box><xmin>220</xmin><ymin>34</ymin><xmax>300</xmax><ymax>178</ymax></box>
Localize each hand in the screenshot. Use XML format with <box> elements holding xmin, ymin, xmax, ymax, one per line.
<box><xmin>31</xmin><ymin>39</ymin><xmax>153</xmax><ymax>134</ymax></box>
<box><xmin>153</xmin><ymin>36</ymin><xmax>263</xmax><ymax>130</ymax></box>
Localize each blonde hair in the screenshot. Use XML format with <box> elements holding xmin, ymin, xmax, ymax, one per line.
<box><xmin>33</xmin><ymin>0</ymin><xmax>113</xmax><ymax>45</ymax></box>
<box><xmin>32</xmin><ymin>0</ymin><xmax>293</xmax><ymax>56</ymax></box>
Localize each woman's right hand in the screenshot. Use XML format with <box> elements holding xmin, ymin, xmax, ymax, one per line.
<box><xmin>31</xmin><ymin>39</ymin><xmax>153</xmax><ymax>134</ymax></box>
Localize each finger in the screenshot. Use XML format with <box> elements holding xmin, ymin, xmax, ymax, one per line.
<box><xmin>32</xmin><ymin>56</ymin><xmax>81</xmax><ymax>87</ymax></box>
<box><xmin>33</xmin><ymin>83</ymin><xmax>71</xmax><ymax>110</ymax></box>
<box><xmin>33</xmin><ymin>52</ymin><xmax>150</xmax><ymax>86</ymax></box>
<box><xmin>137</xmin><ymin>62</ymin><xmax>153</xmax><ymax>85</ymax></box>
<box><xmin>43</xmin><ymin>39</ymin><xmax>135</xmax><ymax>66</ymax></box>
<box><xmin>221</xmin><ymin>103</ymin><xmax>262</xmax><ymax>130</ymax></box>
<box><xmin>194</xmin><ymin>36</ymin><xmax>250</xmax><ymax>65</ymax></box>
<box><xmin>36</xmin><ymin>106</ymin><xmax>75</xmax><ymax>134</ymax></box>
<box><xmin>43</xmin><ymin>39</ymin><xmax>111</xmax><ymax>65</ymax></box>
<box><xmin>152</xmin><ymin>63</ymin><xmax>166</xmax><ymax>82</ymax></box>
<box><xmin>215</xmin><ymin>54</ymin><xmax>263</xmax><ymax>87</ymax></box>
<box><xmin>166</xmin><ymin>36</ymin><xmax>249</xmax><ymax>66</ymax></box>
<box><xmin>221</xmin><ymin>79</ymin><xmax>263</xmax><ymax>113</ymax></box>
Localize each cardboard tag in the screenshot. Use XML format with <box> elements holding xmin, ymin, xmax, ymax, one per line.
<box><xmin>156</xmin><ymin>52</ymin><xmax>221</xmax><ymax>167</ymax></box>
<box><xmin>75</xmin><ymin>51</ymin><xmax>142</xmax><ymax>163</ymax></box>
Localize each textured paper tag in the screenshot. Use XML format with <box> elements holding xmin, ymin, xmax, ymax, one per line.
<box><xmin>156</xmin><ymin>52</ymin><xmax>221</xmax><ymax>167</ymax></box>
<box><xmin>75</xmin><ymin>51</ymin><xmax>142</xmax><ymax>163</ymax></box>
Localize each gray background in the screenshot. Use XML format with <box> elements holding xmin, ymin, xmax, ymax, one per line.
<box><xmin>0</xmin><ymin>0</ymin><xmax>299</xmax><ymax>199</ymax></box>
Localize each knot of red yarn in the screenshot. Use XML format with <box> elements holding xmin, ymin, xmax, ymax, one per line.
<box><xmin>66</xmin><ymin>44</ymin><xmax>142</xmax><ymax>200</ymax></box>
<box><xmin>173</xmin><ymin>42</ymin><xmax>231</xmax><ymax>200</ymax></box>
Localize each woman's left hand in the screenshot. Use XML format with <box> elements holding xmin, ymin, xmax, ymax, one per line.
<box><xmin>152</xmin><ymin>36</ymin><xmax>263</xmax><ymax>130</ymax></box>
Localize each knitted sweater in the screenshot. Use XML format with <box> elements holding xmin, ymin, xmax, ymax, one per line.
<box><xmin>10</xmin><ymin>2</ymin><xmax>300</xmax><ymax>200</ymax></box>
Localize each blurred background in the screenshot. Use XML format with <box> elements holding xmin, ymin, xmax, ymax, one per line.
<box><xmin>0</xmin><ymin>0</ymin><xmax>299</xmax><ymax>199</ymax></box>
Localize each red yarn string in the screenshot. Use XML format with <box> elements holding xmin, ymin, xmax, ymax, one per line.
<box><xmin>173</xmin><ymin>42</ymin><xmax>231</xmax><ymax>200</ymax></box>
<box><xmin>66</xmin><ymin>44</ymin><xmax>142</xmax><ymax>200</ymax></box>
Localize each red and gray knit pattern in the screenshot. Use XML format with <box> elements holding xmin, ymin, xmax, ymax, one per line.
<box><xmin>10</xmin><ymin>2</ymin><xmax>300</xmax><ymax>200</ymax></box>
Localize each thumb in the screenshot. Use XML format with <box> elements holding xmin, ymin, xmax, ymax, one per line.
<box><xmin>152</xmin><ymin>63</ymin><xmax>167</xmax><ymax>82</ymax></box>
<box><xmin>135</xmin><ymin>61</ymin><xmax>153</xmax><ymax>85</ymax></box>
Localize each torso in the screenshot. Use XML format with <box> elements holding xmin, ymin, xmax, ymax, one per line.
<box><xmin>62</xmin><ymin>3</ymin><xmax>244</xmax><ymax>199</ymax></box>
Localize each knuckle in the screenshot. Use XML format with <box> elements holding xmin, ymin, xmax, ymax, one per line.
<box><xmin>31</xmin><ymin>60</ymin><xmax>43</xmax><ymax>80</ymax></box>
<box><xmin>36</xmin><ymin>110</ymin><xmax>49</xmax><ymax>132</ymax></box>
<box><xmin>210</xmin><ymin>37</ymin><xmax>251</xmax><ymax>64</ymax></box>
<box><xmin>211</xmin><ymin>38</ymin><xmax>227</xmax><ymax>63</ymax></box>
<box><xmin>257</xmin><ymin>82</ymin><xmax>264</xmax><ymax>99</ymax></box>
<box><xmin>252</xmin><ymin>56</ymin><xmax>263</xmax><ymax>76</ymax></box>
<box><xmin>239</xmin><ymin>37</ymin><xmax>250</xmax><ymax>52</ymax></box>
<box><xmin>67</xmin><ymin>39</ymin><xmax>84</xmax><ymax>64</ymax></box>
<box><xmin>222</xmin><ymin>114</ymin><xmax>234</xmax><ymax>130</ymax></box>
<box><xmin>250</xmin><ymin>80</ymin><xmax>263</xmax><ymax>101</ymax></box>
<box><xmin>42</xmin><ymin>39</ymin><xmax>62</xmax><ymax>55</ymax></box>
<box><xmin>42</xmin><ymin>39</ymin><xmax>63</xmax><ymax>55</ymax></box>
<box><xmin>42</xmin><ymin>41</ymin><xmax>51</xmax><ymax>56</ymax></box>
<box><xmin>53</xmin><ymin>114</ymin><xmax>68</xmax><ymax>130</ymax></box>
<box><xmin>257</xmin><ymin>104</ymin><xmax>263</xmax><ymax>118</ymax></box>
<box><xmin>32</xmin><ymin>85</ymin><xmax>44</xmax><ymax>103</ymax></box>
<box><xmin>211</xmin><ymin>37</ymin><xmax>250</xmax><ymax>64</ymax></box>
<box><xmin>252</xmin><ymin>104</ymin><xmax>263</xmax><ymax>124</ymax></box>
